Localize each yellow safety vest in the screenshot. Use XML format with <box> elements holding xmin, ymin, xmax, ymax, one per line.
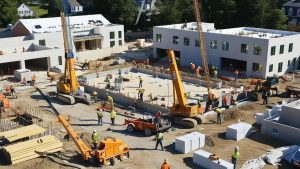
<box><xmin>232</xmin><ymin>151</ymin><xmax>240</xmax><ymax>159</ymax></box>
<box><xmin>111</xmin><ymin>110</ymin><xmax>116</xmax><ymax>119</ymax></box>
<box><xmin>156</xmin><ymin>132</ymin><xmax>163</xmax><ymax>140</ymax></box>
<box><xmin>92</xmin><ymin>133</ymin><xmax>98</xmax><ymax>143</ymax></box>
<box><xmin>215</xmin><ymin>108</ymin><xmax>222</xmax><ymax>113</ymax></box>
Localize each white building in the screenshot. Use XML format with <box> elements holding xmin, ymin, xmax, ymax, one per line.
<box><xmin>0</xmin><ymin>14</ymin><xmax>124</xmax><ymax>75</ymax></box>
<box><xmin>17</xmin><ymin>3</ymin><xmax>33</xmax><ymax>17</ymax></box>
<box><xmin>67</xmin><ymin>0</ymin><xmax>83</xmax><ymax>14</ymax></box>
<box><xmin>153</xmin><ymin>22</ymin><xmax>300</xmax><ymax>78</ymax></box>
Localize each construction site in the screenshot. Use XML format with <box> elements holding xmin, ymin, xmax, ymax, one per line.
<box><xmin>1</xmin><ymin>0</ymin><xmax>300</xmax><ymax>169</ymax></box>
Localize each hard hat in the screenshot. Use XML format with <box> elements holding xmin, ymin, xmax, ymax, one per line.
<box><xmin>164</xmin><ymin>158</ymin><xmax>168</xmax><ymax>163</ymax></box>
<box><xmin>93</xmin><ymin>130</ymin><xmax>97</xmax><ymax>133</ymax></box>
<box><xmin>98</xmin><ymin>109</ymin><xmax>103</xmax><ymax>111</ymax></box>
<box><xmin>235</xmin><ymin>146</ymin><xmax>239</xmax><ymax>151</ymax></box>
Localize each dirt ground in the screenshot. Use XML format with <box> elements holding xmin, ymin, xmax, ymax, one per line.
<box><xmin>0</xmin><ymin>67</ymin><xmax>299</xmax><ymax>169</ymax></box>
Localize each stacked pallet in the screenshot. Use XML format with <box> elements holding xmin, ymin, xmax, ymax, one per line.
<box><xmin>0</xmin><ymin>124</ymin><xmax>46</xmax><ymax>142</ymax></box>
<box><xmin>226</xmin><ymin>122</ymin><xmax>252</xmax><ymax>141</ymax></box>
<box><xmin>193</xmin><ymin>150</ymin><xmax>234</xmax><ymax>169</ymax></box>
<box><xmin>2</xmin><ymin>135</ymin><xmax>63</xmax><ymax>164</ymax></box>
<box><xmin>175</xmin><ymin>132</ymin><xmax>205</xmax><ymax>154</ymax></box>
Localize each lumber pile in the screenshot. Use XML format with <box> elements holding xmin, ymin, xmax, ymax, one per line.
<box><xmin>0</xmin><ymin>124</ymin><xmax>46</xmax><ymax>142</ymax></box>
<box><xmin>2</xmin><ymin>135</ymin><xmax>63</xmax><ymax>164</ymax></box>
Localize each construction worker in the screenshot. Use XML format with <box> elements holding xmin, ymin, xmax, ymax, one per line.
<box><xmin>160</xmin><ymin>65</ymin><xmax>164</xmax><ymax>74</ymax></box>
<box><xmin>213</xmin><ymin>68</ymin><xmax>218</xmax><ymax>79</ymax></box>
<box><xmin>110</xmin><ymin>109</ymin><xmax>116</xmax><ymax>126</ymax></box>
<box><xmin>97</xmin><ymin>109</ymin><xmax>103</xmax><ymax>126</ymax></box>
<box><xmin>231</xmin><ymin>146</ymin><xmax>240</xmax><ymax>169</ymax></box>
<box><xmin>107</xmin><ymin>95</ymin><xmax>113</xmax><ymax>106</ymax></box>
<box><xmin>190</xmin><ymin>63</ymin><xmax>196</xmax><ymax>70</ymax></box>
<box><xmin>234</xmin><ymin>70</ymin><xmax>239</xmax><ymax>81</ymax></box>
<box><xmin>23</xmin><ymin>77</ymin><xmax>27</xmax><ymax>86</ymax></box>
<box><xmin>31</xmin><ymin>74</ymin><xmax>36</xmax><ymax>86</ymax></box>
<box><xmin>10</xmin><ymin>84</ymin><xmax>15</xmax><ymax>96</ymax></box>
<box><xmin>154</xmin><ymin>129</ymin><xmax>164</xmax><ymax>151</ymax></box>
<box><xmin>161</xmin><ymin>158</ymin><xmax>170</xmax><ymax>169</ymax></box>
<box><xmin>139</xmin><ymin>76</ymin><xmax>143</xmax><ymax>88</ymax></box>
<box><xmin>223</xmin><ymin>94</ymin><xmax>228</xmax><ymax>108</ymax></box>
<box><xmin>138</xmin><ymin>89</ymin><xmax>144</xmax><ymax>101</ymax></box>
<box><xmin>154</xmin><ymin>111</ymin><xmax>162</xmax><ymax>124</ymax></box>
<box><xmin>215</xmin><ymin>107</ymin><xmax>222</xmax><ymax>124</ymax></box>
<box><xmin>91</xmin><ymin>130</ymin><xmax>99</xmax><ymax>149</ymax></box>
<box><xmin>196</xmin><ymin>67</ymin><xmax>201</xmax><ymax>78</ymax></box>
<box><xmin>93</xmin><ymin>90</ymin><xmax>98</xmax><ymax>103</ymax></box>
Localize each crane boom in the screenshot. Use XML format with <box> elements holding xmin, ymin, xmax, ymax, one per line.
<box><xmin>35</xmin><ymin>87</ymin><xmax>92</xmax><ymax>160</ymax></box>
<box><xmin>59</xmin><ymin>0</ymin><xmax>78</xmax><ymax>94</ymax></box>
<box><xmin>193</xmin><ymin>0</ymin><xmax>212</xmax><ymax>94</ymax></box>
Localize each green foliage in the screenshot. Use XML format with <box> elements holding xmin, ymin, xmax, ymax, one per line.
<box><xmin>91</xmin><ymin>0</ymin><xmax>137</xmax><ymax>30</ymax></box>
<box><xmin>30</xmin><ymin>5</ymin><xmax>48</xmax><ymax>17</ymax></box>
<box><xmin>263</xmin><ymin>9</ymin><xmax>287</xmax><ymax>30</ymax></box>
<box><xmin>0</xmin><ymin>0</ymin><xmax>19</xmax><ymax>27</ymax></box>
<box><xmin>48</xmin><ymin>0</ymin><xmax>60</xmax><ymax>17</ymax></box>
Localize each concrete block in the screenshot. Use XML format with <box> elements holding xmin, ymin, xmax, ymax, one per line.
<box><xmin>226</xmin><ymin>122</ymin><xmax>252</xmax><ymax>141</ymax></box>
<box><xmin>175</xmin><ymin>132</ymin><xmax>205</xmax><ymax>154</ymax></box>
<box><xmin>193</xmin><ymin>150</ymin><xmax>234</xmax><ymax>169</ymax></box>
<box><xmin>256</xmin><ymin>113</ymin><xmax>265</xmax><ymax>125</ymax></box>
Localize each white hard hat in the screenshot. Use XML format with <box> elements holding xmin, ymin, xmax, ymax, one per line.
<box><xmin>235</xmin><ymin>146</ymin><xmax>239</xmax><ymax>151</ymax></box>
<box><xmin>93</xmin><ymin>130</ymin><xmax>97</xmax><ymax>133</ymax></box>
<box><xmin>164</xmin><ymin>158</ymin><xmax>168</xmax><ymax>163</ymax></box>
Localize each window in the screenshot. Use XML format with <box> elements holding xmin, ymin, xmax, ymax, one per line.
<box><xmin>78</xmin><ymin>7</ymin><xmax>80</xmax><ymax>10</ymax></box>
<box><xmin>289</xmin><ymin>43</ymin><xmax>293</xmax><ymax>52</ymax></box>
<box><xmin>222</xmin><ymin>41</ymin><xmax>229</xmax><ymax>51</ymax></box>
<box><xmin>58</xmin><ymin>56</ymin><xmax>62</xmax><ymax>65</ymax></box>
<box><xmin>110</xmin><ymin>32</ymin><xmax>115</xmax><ymax>39</ymax></box>
<box><xmin>269</xmin><ymin>64</ymin><xmax>273</xmax><ymax>72</ymax></box>
<box><xmin>173</xmin><ymin>36</ymin><xmax>179</xmax><ymax>44</ymax></box>
<box><xmin>118</xmin><ymin>40</ymin><xmax>122</xmax><ymax>46</ymax></box>
<box><xmin>280</xmin><ymin>45</ymin><xmax>284</xmax><ymax>54</ymax></box>
<box><xmin>298</xmin><ymin>9</ymin><xmax>300</xmax><ymax>16</ymax></box>
<box><xmin>252</xmin><ymin>63</ymin><xmax>262</xmax><ymax>72</ymax></box>
<box><xmin>118</xmin><ymin>31</ymin><xmax>122</xmax><ymax>39</ymax></box>
<box><xmin>35</xmin><ymin>25</ymin><xmax>42</xmax><ymax>29</ymax></box>
<box><xmin>110</xmin><ymin>41</ymin><xmax>115</xmax><ymax>48</ymax></box>
<box><xmin>39</xmin><ymin>39</ymin><xmax>46</xmax><ymax>46</ymax></box>
<box><xmin>271</xmin><ymin>46</ymin><xmax>276</xmax><ymax>55</ymax></box>
<box><xmin>288</xmin><ymin>8</ymin><xmax>293</xmax><ymax>16</ymax></box>
<box><xmin>288</xmin><ymin>60</ymin><xmax>291</xmax><ymax>66</ymax></box>
<box><xmin>293</xmin><ymin>58</ymin><xmax>296</xmax><ymax>67</ymax></box>
<box><xmin>241</xmin><ymin>44</ymin><xmax>248</xmax><ymax>53</ymax></box>
<box><xmin>184</xmin><ymin>37</ymin><xmax>189</xmax><ymax>46</ymax></box>
<box><xmin>156</xmin><ymin>34</ymin><xmax>162</xmax><ymax>42</ymax></box>
<box><xmin>253</xmin><ymin>45</ymin><xmax>262</xmax><ymax>55</ymax></box>
<box><xmin>195</xmin><ymin>39</ymin><xmax>199</xmax><ymax>47</ymax></box>
<box><xmin>210</xmin><ymin>40</ymin><xmax>217</xmax><ymax>49</ymax></box>
<box><xmin>278</xmin><ymin>62</ymin><xmax>283</xmax><ymax>72</ymax></box>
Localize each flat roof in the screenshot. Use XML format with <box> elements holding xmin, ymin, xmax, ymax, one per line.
<box><xmin>283</xmin><ymin>0</ymin><xmax>300</xmax><ymax>7</ymax></box>
<box><xmin>209</xmin><ymin>27</ymin><xmax>300</xmax><ymax>39</ymax></box>
<box><xmin>155</xmin><ymin>22</ymin><xmax>216</xmax><ymax>32</ymax></box>
<box><xmin>12</xmin><ymin>14</ymin><xmax>115</xmax><ymax>34</ymax></box>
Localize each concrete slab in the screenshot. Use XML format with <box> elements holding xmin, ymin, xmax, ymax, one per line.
<box><xmin>226</xmin><ymin>122</ymin><xmax>252</xmax><ymax>141</ymax></box>
<box><xmin>175</xmin><ymin>132</ymin><xmax>205</xmax><ymax>154</ymax></box>
<box><xmin>193</xmin><ymin>150</ymin><xmax>234</xmax><ymax>169</ymax></box>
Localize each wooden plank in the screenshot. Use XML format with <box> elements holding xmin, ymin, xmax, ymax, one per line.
<box><xmin>11</xmin><ymin>148</ymin><xmax>64</xmax><ymax>165</ymax></box>
<box><xmin>0</xmin><ymin>124</ymin><xmax>46</xmax><ymax>142</ymax></box>
<box><xmin>3</xmin><ymin>135</ymin><xmax>63</xmax><ymax>165</ymax></box>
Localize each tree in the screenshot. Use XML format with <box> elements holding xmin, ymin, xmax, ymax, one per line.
<box><xmin>263</xmin><ymin>9</ymin><xmax>287</xmax><ymax>30</ymax></box>
<box><xmin>151</xmin><ymin>0</ymin><xmax>181</xmax><ymax>26</ymax></box>
<box><xmin>48</xmin><ymin>0</ymin><xmax>60</xmax><ymax>17</ymax></box>
<box><xmin>91</xmin><ymin>0</ymin><xmax>137</xmax><ymax>30</ymax></box>
<box><xmin>0</xmin><ymin>0</ymin><xmax>19</xmax><ymax>27</ymax></box>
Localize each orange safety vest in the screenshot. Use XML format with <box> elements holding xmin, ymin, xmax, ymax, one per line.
<box><xmin>2</xmin><ymin>98</ymin><xmax>9</xmax><ymax>108</ymax></box>
<box><xmin>161</xmin><ymin>163</ymin><xmax>170</xmax><ymax>169</ymax></box>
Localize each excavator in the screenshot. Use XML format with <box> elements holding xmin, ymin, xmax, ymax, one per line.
<box><xmin>165</xmin><ymin>0</ymin><xmax>214</xmax><ymax>128</ymax></box>
<box><xmin>55</xmin><ymin>0</ymin><xmax>90</xmax><ymax>104</ymax></box>
<box><xmin>36</xmin><ymin>87</ymin><xmax>129</xmax><ymax>166</ymax></box>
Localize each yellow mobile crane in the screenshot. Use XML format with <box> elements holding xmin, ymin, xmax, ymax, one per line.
<box><xmin>55</xmin><ymin>0</ymin><xmax>90</xmax><ymax>104</ymax></box>
<box><xmin>166</xmin><ymin>0</ymin><xmax>214</xmax><ymax>128</ymax></box>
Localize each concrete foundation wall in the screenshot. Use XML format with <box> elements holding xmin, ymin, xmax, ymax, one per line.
<box><xmin>261</xmin><ymin>117</ymin><xmax>300</xmax><ymax>145</ymax></box>
<box><xmin>280</xmin><ymin>100</ymin><xmax>300</xmax><ymax>128</ymax></box>
<box><xmin>84</xmin><ymin>85</ymin><xmax>169</xmax><ymax>114</ymax></box>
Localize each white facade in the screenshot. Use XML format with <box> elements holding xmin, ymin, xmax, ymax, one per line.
<box><xmin>153</xmin><ymin>23</ymin><xmax>300</xmax><ymax>78</ymax></box>
<box><xmin>17</xmin><ymin>3</ymin><xmax>33</xmax><ymax>17</ymax></box>
<box><xmin>0</xmin><ymin>14</ymin><xmax>124</xmax><ymax>74</ymax></box>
